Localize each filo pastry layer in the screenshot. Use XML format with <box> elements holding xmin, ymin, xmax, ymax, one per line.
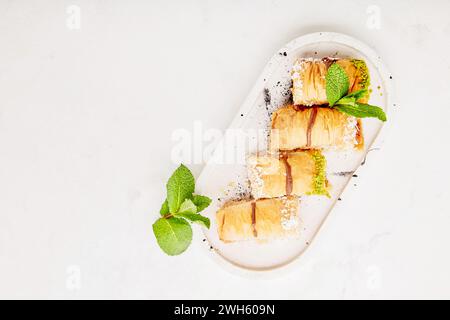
<box><xmin>270</xmin><ymin>105</ymin><xmax>364</xmax><ymax>151</ymax></box>
<box><xmin>291</xmin><ymin>58</ymin><xmax>370</xmax><ymax>106</ymax></box>
<box><xmin>247</xmin><ymin>150</ymin><xmax>329</xmax><ymax>199</ymax></box>
<box><xmin>216</xmin><ymin>196</ymin><xmax>299</xmax><ymax>242</ymax></box>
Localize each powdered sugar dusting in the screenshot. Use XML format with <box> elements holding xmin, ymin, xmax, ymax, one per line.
<box><xmin>343</xmin><ymin>116</ymin><xmax>358</xmax><ymax>148</ymax></box>
<box><xmin>247</xmin><ymin>156</ymin><xmax>265</xmax><ymax>199</ymax></box>
<box><xmin>280</xmin><ymin>196</ymin><xmax>299</xmax><ymax>230</ymax></box>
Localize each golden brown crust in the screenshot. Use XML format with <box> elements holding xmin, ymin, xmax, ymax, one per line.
<box><xmin>270</xmin><ymin>105</ymin><xmax>363</xmax><ymax>151</ymax></box>
<box><xmin>292</xmin><ymin>60</ymin><xmax>328</xmax><ymax>106</ymax></box>
<box><xmin>355</xmin><ymin>119</ymin><xmax>365</xmax><ymax>150</ymax></box>
<box><xmin>247</xmin><ymin>151</ymin><xmax>325</xmax><ymax>199</ymax></box>
<box><xmin>288</xmin><ymin>152</ymin><xmax>317</xmax><ymax>195</ymax></box>
<box><xmin>216</xmin><ymin>200</ymin><xmax>254</xmax><ymax>242</ymax></box>
<box><xmin>216</xmin><ymin>196</ymin><xmax>299</xmax><ymax>242</ymax></box>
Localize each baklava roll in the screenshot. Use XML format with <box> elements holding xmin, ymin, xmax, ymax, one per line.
<box><xmin>291</xmin><ymin>58</ymin><xmax>370</xmax><ymax>106</ymax></box>
<box><xmin>270</xmin><ymin>105</ymin><xmax>364</xmax><ymax>151</ymax></box>
<box><xmin>247</xmin><ymin>151</ymin><xmax>329</xmax><ymax>199</ymax></box>
<box><xmin>216</xmin><ymin>196</ymin><xmax>299</xmax><ymax>242</ymax></box>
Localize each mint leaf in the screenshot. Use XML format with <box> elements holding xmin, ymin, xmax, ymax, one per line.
<box><xmin>335</xmin><ymin>103</ymin><xmax>387</xmax><ymax>121</ymax></box>
<box><xmin>336</xmin><ymin>96</ymin><xmax>357</xmax><ymax>107</ymax></box>
<box><xmin>345</xmin><ymin>88</ymin><xmax>368</xmax><ymax>101</ymax></box>
<box><xmin>166</xmin><ymin>164</ymin><xmax>195</xmax><ymax>214</ymax></box>
<box><xmin>178</xmin><ymin>213</ymin><xmax>211</xmax><ymax>229</ymax></box>
<box><xmin>153</xmin><ymin>164</ymin><xmax>212</xmax><ymax>256</ymax></box>
<box><xmin>178</xmin><ymin>199</ymin><xmax>197</xmax><ymax>214</ymax></box>
<box><xmin>160</xmin><ymin>199</ymin><xmax>169</xmax><ymax>216</ymax></box>
<box><xmin>326</xmin><ymin>63</ymin><xmax>349</xmax><ymax>106</ymax></box>
<box><xmin>152</xmin><ymin>217</ymin><xmax>193</xmax><ymax>256</ymax></box>
<box><xmin>192</xmin><ymin>195</ymin><xmax>212</xmax><ymax>213</ymax></box>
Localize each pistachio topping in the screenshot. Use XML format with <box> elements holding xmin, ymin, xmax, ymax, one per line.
<box><xmin>307</xmin><ymin>150</ymin><xmax>330</xmax><ymax>197</ymax></box>
<box><xmin>351</xmin><ymin>59</ymin><xmax>370</xmax><ymax>91</ymax></box>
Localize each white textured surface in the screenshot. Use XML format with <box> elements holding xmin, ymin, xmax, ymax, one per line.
<box><xmin>0</xmin><ymin>0</ymin><xmax>450</xmax><ymax>299</ymax></box>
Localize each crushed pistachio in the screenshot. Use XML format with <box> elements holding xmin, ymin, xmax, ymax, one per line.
<box><xmin>351</xmin><ymin>59</ymin><xmax>370</xmax><ymax>89</ymax></box>
<box><xmin>351</xmin><ymin>59</ymin><xmax>371</xmax><ymax>102</ymax></box>
<box><xmin>307</xmin><ymin>150</ymin><xmax>330</xmax><ymax>197</ymax></box>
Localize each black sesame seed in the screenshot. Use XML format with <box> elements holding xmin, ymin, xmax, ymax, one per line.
<box><xmin>352</xmin><ymin>174</ymin><xmax>358</xmax><ymax>178</ymax></box>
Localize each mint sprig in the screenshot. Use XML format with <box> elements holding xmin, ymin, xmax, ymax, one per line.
<box><xmin>326</xmin><ymin>63</ymin><xmax>350</xmax><ymax>106</ymax></box>
<box><xmin>178</xmin><ymin>213</ymin><xmax>211</xmax><ymax>229</ymax></box>
<box><xmin>192</xmin><ymin>195</ymin><xmax>212</xmax><ymax>213</ymax></box>
<box><xmin>178</xmin><ymin>199</ymin><xmax>197</xmax><ymax>214</ymax></box>
<box><xmin>335</xmin><ymin>103</ymin><xmax>387</xmax><ymax>122</ymax></box>
<box><xmin>325</xmin><ymin>63</ymin><xmax>387</xmax><ymax>121</ymax></box>
<box><xmin>153</xmin><ymin>217</ymin><xmax>193</xmax><ymax>256</ymax></box>
<box><xmin>153</xmin><ymin>164</ymin><xmax>212</xmax><ymax>256</ymax></box>
<box><xmin>160</xmin><ymin>199</ymin><xmax>169</xmax><ymax>216</ymax></box>
<box><xmin>166</xmin><ymin>164</ymin><xmax>195</xmax><ymax>213</ymax></box>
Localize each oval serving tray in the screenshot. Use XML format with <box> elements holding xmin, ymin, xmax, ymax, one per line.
<box><xmin>195</xmin><ymin>32</ymin><xmax>392</xmax><ymax>276</ymax></box>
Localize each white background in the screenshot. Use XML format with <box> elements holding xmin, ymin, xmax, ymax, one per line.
<box><xmin>0</xmin><ymin>0</ymin><xmax>449</xmax><ymax>299</ymax></box>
